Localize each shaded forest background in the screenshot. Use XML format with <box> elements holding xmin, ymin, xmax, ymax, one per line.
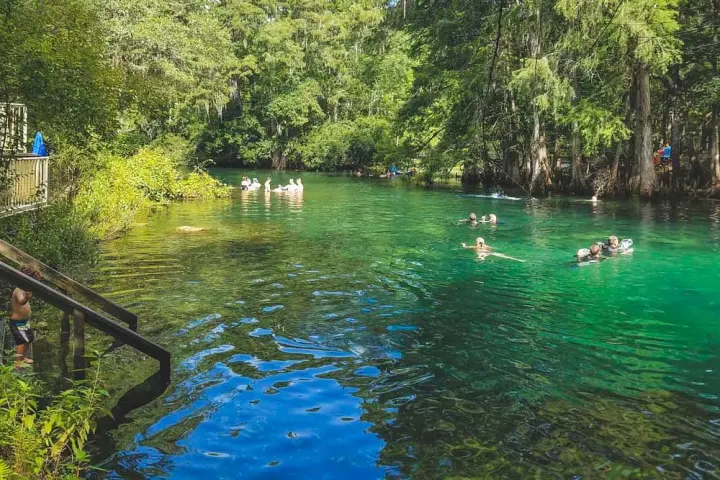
<box><xmin>1</xmin><ymin>0</ymin><xmax>719</xmax><ymax>196</ymax></box>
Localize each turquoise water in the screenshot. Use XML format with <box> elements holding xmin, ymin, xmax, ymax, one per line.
<box><xmin>91</xmin><ymin>172</ymin><xmax>720</xmax><ymax>478</ymax></box>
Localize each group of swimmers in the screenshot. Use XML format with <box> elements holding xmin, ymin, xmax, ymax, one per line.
<box><xmin>241</xmin><ymin>176</ymin><xmax>304</xmax><ymax>193</ymax></box>
<box><xmin>457</xmin><ymin>212</ymin><xmax>526</xmax><ymax>262</ymax></box>
<box><xmin>457</xmin><ymin>210</ymin><xmax>633</xmax><ymax>264</ymax></box>
<box><xmin>577</xmin><ymin>236</ymin><xmax>634</xmax><ymax>263</ymax></box>
<box><xmin>459</xmin><ymin>212</ymin><xmax>498</xmax><ymax>226</ymax></box>
<box><xmin>266</xmin><ymin>178</ymin><xmax>304</xmax><ymax>193</ymax></box>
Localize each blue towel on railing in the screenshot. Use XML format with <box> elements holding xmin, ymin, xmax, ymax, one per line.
<box><xmin>31</xmin><ymin>132</ymin><xmax>47</xmax><ymax>156</ymax></box>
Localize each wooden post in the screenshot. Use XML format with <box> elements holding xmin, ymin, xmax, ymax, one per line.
<box><xmin>60</xmin><ymin>312</ymin><xmax>70</xmax><ymax>382</ymax></box>
<box><xmin>72</xmin><ymin>309</ymin><xmax>86</xmax><ymax>381</ymax></box>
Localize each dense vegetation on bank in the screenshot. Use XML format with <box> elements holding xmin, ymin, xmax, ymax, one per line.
<box><xmin>2</xmin><ymin>0</ymin><xmax>719</xmax><ymax>196</ymax></box>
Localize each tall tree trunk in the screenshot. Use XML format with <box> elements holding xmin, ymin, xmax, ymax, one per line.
<box><xmin>683</xmin><ymin>110</ymin><xmax>695</xmax><ymax>159</ymax></box>
<box><xmin>671</xmin><ymin>109</ymin><xmax>682</xmax><ymax>191</ymax></box>
<box><xmin>610</xmin><ymin>142</ymin><xmax>622</xmax><ymax>193</ymax></box>
<box><xmin>634</xmin><ymin>63</ymin><xmax>654</xmax><ymax>196</ymax></box>
<box><xmin>711</xmin><ymin>108</ymin><xmax>720</xmax><ymax>185</ymax></box>
<box><xmin>530</xmin><ymin>109</ymin><xmax>542</xmax><ymax>192</ymax></box>
<box><xmin>571</xmin><ymin>123</ymin><xmax>587</xmax><ymax>192</ymax></box>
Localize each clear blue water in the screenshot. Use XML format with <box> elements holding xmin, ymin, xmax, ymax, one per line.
<box><xmin>91</xmin><ymin>172</ymin><xmax>720</xmax><ymax>478</ymax></box>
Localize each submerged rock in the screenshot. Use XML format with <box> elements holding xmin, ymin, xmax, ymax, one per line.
<box><xmin>176</xmin><ymin>226</ymin><xmax>206</xmax><ymax>233</ymax></box>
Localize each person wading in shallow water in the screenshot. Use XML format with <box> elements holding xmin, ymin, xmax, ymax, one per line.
<box><xmin>9</xmin><ymin>266</ymin><xmax>42</xmax><ymax>367</ymax></box>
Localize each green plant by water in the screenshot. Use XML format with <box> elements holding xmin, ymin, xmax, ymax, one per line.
<box><xmin>0</xmin><ymin>357</ymin><xmax>109</xmax><ymax>479</ymax></box>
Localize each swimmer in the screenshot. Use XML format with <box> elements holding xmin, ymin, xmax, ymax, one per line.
<box><xmin>577</xmin><ymin>244</ymin><xmax>602</xmax><ymax>262</ymax></box>
<box><xmin>462</xmin><ymin>237</ymin><xmax>491</xmax><ymax>252</ymax></box>
<box><xmin>287</xmin><ymin>179</ymin><xmax>298</xmax><ymax>191</ymax></box>
<box><xmin>600</xmin><ymin>236</ymin><xmax>634</xmax><ymax>254</ymax></box>
<box><xmin>459</xmin><ymin>213</ymin><xmax>479</xmax><ymax>226</ymax></box>
<box><xmin>480</xmin><ymin>213</ymin><xmax>498</xmax><ymax>225</ymax></box>
<box><xmin>591</xmin><ymin>195</ymin><xmax>598</xmax><ymax>203</ymax></box>
<box><xmin>296</xmin><ymin>178</ymin><xmax>304</xmax><ymax>191</ymax></box>
<box><xmin>462</xmin><ymin>237</ymin><xmax>525</xmax><ymax>262</ymax></box>
<box><xmin>264</xmin><ymin>178</ymin><xmax>271</xmax><ymax>192</ymax></box>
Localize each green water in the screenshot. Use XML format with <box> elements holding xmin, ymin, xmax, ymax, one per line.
<box><xmin>91</xmin><ymin>172</ymin><xmax>720</xmax><ymax>478</ymax></box>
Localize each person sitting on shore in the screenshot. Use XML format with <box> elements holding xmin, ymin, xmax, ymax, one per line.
<box><xmin>264</xmin><ymin>178</ymin><xmax>272</xmax><ymax>192</ymax></box>
<box><xmin>10</xmin><ymin>267</ymin><xmax>42</xmax><ymax>367</ymax></box>
<box><xmin>459</xmin><ymin>213</ymin><xmax>479</xmax><ymax>226</ymax></box>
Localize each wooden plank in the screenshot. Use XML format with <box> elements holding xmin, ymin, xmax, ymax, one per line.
<box><xmin>0</xmin><ymin>260</ymin><xmax>170</xmax><ymax>384</ymax></box>
<box><xmin>0</xmin><ymin>239</ymin><xmax>138</xmax><ymax>329</ymax></box>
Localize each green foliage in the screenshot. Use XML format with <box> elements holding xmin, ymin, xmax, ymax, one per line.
<box><xmin>0</xmin><ymin>360</ymin><xmax>109</xmax><ymax>479</ymax></box>
<box><xmin>72</xmin><ymin>147</ymin><xmax>230</xmax><ymax>238</ymax></box>
<box><xmin>73</xmin><ymin>153</ymin><xmax>149</xmax><ymax>239</ymax></box>
<box><xmin>0</xmin><ymin>201</ymin><xmax>98</xmax><ymax>272</ymax></box>
<box><xmin>0</xmin><ymin>0</ymin><xmax>119</xmax><ymax>146</ymax></box>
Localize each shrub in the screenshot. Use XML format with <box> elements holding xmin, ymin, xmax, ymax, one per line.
<box><xmin>71</xmin><ymin>147</ymin><xmax>230</xmax><ymax>238</ymax></box>
<box><xmin>0</xmin><ymin>200</ymin><xmax>99</xmax><ymax>272</ymax></box>
<box><xmin>0</xmin><ymin>361</ymin><xmax>108</xmax><ymax>479</ymax></box>
<box><xmin>127</xmin><ymin>148</ymin><xmax>180</xmax><ymax>202</ymax></box>
<box><xmin>72</xmin><ymin>153</ymin><xmax>149</xmax><ymax>239</ymax></box>
<box><xmin>175</xmin><ymin>170</ymin><xmax>232</xmax><ymax>199</ymax></box>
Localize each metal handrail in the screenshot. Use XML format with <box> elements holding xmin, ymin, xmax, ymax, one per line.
<box><xmin>0</xmin><ymin>261</ymin><xmax>170</xmax><ymax>384</ymax></box>
<box><xmin>0</xmin><ymin>239</ymin><xmax>138</xmax><ymax>329</ymax></box>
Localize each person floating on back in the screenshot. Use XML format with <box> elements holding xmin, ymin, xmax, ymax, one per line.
<box><xmin>462</xmin><ymin>237</ymin><xmax>525</xmax><ymax>262</ymax></box>
<box><xmin>10</xmin><ymin>267</ymin><xmax>42</xmax><ymax>367</ymax></box>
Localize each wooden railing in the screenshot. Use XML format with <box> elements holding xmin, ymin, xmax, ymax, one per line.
<box><xmin>0</xmin><ymin>155</ymin><xmax>49</xmax><ymax>215</ymax></box>
<box><xmin>0</xmin><ymin>241</ymin><xmax>170</xmax><ymax>385</ymax></box>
